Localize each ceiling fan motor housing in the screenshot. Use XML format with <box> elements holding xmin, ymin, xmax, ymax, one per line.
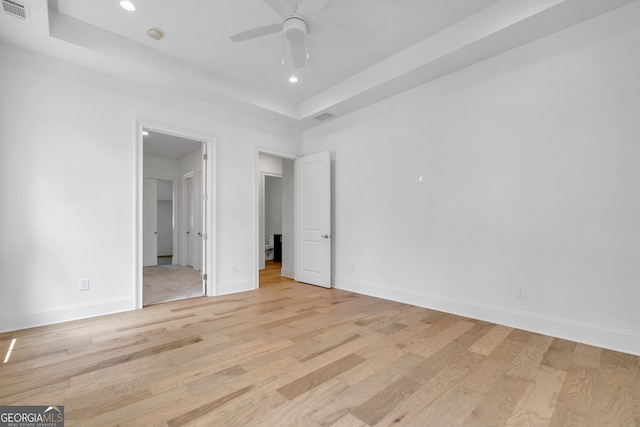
<box><xmin>283</xmin><ymin>15</ymin><xmax>307</xmax><ymax>42</ymax></box>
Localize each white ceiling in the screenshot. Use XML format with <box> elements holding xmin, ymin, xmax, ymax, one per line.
<box><xmin>54</xmin><ymin>0</ymin><xmax>500</xmax><ymax>104</ymax></box>
<box><xmin>0</xmin><ymin>0</ymin><xmax>637</xmax><ymax>129</ymax></box>
<box><xmin>143</xmin><ymin>130</ymin><xmax>202</xmax><ymax>160</ymax></box>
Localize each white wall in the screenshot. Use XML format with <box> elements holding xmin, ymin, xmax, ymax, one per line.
<box><xmin>157</xmin><ymin>179</ymin><xmax>173</xmax><ymax>201</ymax></box>
<box><xmin>144</xmin><ymin>156</ymin><xmax>180</xmax><ymax>179</ymax></box>
<box><xmin>303</xmin><ymin>5</ymin><xmax>640</xmax><ymax>355</ymax></box>
<box><xmin>0</xmin><ymin>42</ymin><xmax>301</xmax><ymax>331</ymax></box>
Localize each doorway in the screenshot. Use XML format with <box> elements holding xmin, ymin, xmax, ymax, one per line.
<box><xmin>137</xmin><ymin>125</ymin><xmax>215</xmax><ymax>307</ymax></box>
<box><xmin>257</xmin><ymin>152</ymin><xmax>295</xmax><ymax>287</ymax></box>
<box><xmin>255</xmin><ymin>150</ymin><xmax>333</xmax><ymax>289</ymax></box>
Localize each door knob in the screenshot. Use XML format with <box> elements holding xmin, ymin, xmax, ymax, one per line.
<box><xmin>321</xmin><ymin>234</ymin><xmax>330</xmax><ymax>239</ymax></box>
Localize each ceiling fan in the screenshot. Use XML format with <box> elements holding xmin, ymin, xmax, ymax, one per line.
<box><xmin>230</xmin><ymin>0</ymin><xmax>332</xmax><ymax>68</ymax></box>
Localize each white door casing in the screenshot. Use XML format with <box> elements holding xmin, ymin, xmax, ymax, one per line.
<box><xmin>143</xmin><ymin>178</ymin><xmax>158</xmax><ymax>267</ymax></box>
<box><xmin>295</xmin><ymin>151</ymin><xmax>332</xmax><ymax>288</ymax></box>
<box><xmin>199</xmin><ymin>148</ymin><xmax>207</xmax><ymax>293</ymax></box>
<box><xmin>136</xmin><ymin>122</ymin><xmax>216</xmax><ymax>309</ymax></box>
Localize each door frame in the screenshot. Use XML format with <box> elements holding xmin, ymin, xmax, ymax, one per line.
<box><xmin>254</xmin><ymin>149</ymin><xmax>298</xmax><ymax>289</ymax></box>
<box><xmin>135</xmin><ymin>121</ymin><xmax>216</xmax><ymax>309</ymax></box>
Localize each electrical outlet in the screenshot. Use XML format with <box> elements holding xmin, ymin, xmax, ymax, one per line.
<box><xmin>411</xmin><ymin>174</ymin><xmax>424</xmax><ymax>184</ymax></box>
<box><xmin>80</xmin><ymin>279</ymin><xmax>90</xmax><ymax>291</ymax></box>
<box><xmin>516</xmin><ymin>285</ymin><xmax>527</xmax><ymax>298</ymax></box>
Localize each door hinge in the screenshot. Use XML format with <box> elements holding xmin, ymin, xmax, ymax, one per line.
<box><xmin>203</xmin><ymin>153</ymin><xmax>208</xmax><ymax>160</ymax></box>
<box><xmin>203</xmin><ymin>193</ymin><xmax>207</xmax><ymax>201</ymax></box>
<box><xmin>203</xmin><ymin>274</ymin><xmax>207</xmax><ymax>281</ymax></box>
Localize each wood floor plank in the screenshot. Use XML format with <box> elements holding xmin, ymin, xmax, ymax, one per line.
<box><xmin>351</xmin><ymin>376</ymin><xmax>422</xmax><ymax>425</ymax></box>
<box><xmin>554</xmin><ymin>365</ymin><xmax>598</xmax><ymax>420</ymax></box>
<box><xmin>166</xmin><ymin>386</ymin><xmax>253</xmax><ymax>427</ymax></box>
<box><xmin>1</xmin><ymin>264</ymin><xmax>637</xmax><ymax>426</ymax></box>
<box><xmin>548</xmin><ymin>406</ymin><xmax>595</xmax><ymax>427</ymax></box>
<box><xmin>594</xmin><ymin>352</ymin><xmax>636</xmax><ymax>427</ymax></box>
<box><xmin>276</xmin><ymin>353</ymin><xmax>365</xmax><ymax>400</ymax></box>
<box><xmin>295</xmin><ymin>333</ymin><xmax>362</xmax><ymax>362</ymax></box>
<box><xmin>307</xmin><ymin>352</ymin><xmax>425</xmax><ymax>425</ymax></box>
<box><xmin>330</xmin><ymin>412</ymin><xmax>369</xmax><ymax>427</ymax></box>
<box><xmin>195</xmin><ymin>389</ymin><xmax>289</xmax><ymax>427</ymax></box>
<box><xmin>462</xmin><ymin>374</ymin><xmax>529</xmax><ymax>427</ymax></box>
<box><xmin>506</xmin><ymin>364</ymin><xmax>567</xmax><ymax>426</ymax></box>
<box><xmin>634</xmin><ymin>360</ymin><xmax>640</xmax><ymax>427</ymax></box>
<box><xmin>469</xmin><ymin>324</ymin><xmax>514</xmax><ymax>356</ymax></box>
<box><xmin>573</xmin><ymin>342</ymin><xmax>602</xmax><ymax>368</ymax></box>
<box><xmin>506</xmin><ymin>333</ymin><xmax>554</xmax><ymax>380</ymax></box>
<box><xmin>405</xmin><ymin>332</ymin><xmax>481</xmax><ymax>385</ymax></box>
<box><xmin>375</xmin><ymin>364</ymin><xmax>469</xmax><ymax>426</ymax></box>
<box><xmin>251</xmin><ymin>378</ymin><xmax>349</xmax><ymax>427</ymax></box>
<box><xmin>403</xmin><ymin>356</ymin><xmax>509</xmax><ymax>426</ymax></box>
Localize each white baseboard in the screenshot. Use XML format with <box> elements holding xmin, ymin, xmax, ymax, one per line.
<box><xmin>216</xmin><ymin>280</ymin><xmax>255</xmax><ymax>296</ymax></box>
<box><xmin>336</xmin><ymin>279</ymin><xmax>640</xmax><ymax>356</ymax></box>
<box><xmin>0</xmin><ymin>297</ymin><xmax>134</xmax><ymax>333</ymax></box>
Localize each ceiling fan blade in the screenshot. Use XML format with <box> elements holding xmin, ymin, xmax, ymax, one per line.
<box><xmin>297</xmin><ymin>0</ymin><xmax>332</xmax><ymax>16</ymax></box>
<box><xmin>290</xmin><ymin>39</ymin><xmax>307</xmax><ymax>68</ymax></box>
<box><xmin>307</xmin><ymin>20</ymin><xmax>325</xmax><ymax>34</ymax></box>
<box><xmin>230</xmin><ymin>23</ymin><xmax>282</xmax><ymax>42</ymax></box>
<box><xmin>263</xmin><ymin>0</ymin><xmax>294</xmax><ymax>17</ymax></box>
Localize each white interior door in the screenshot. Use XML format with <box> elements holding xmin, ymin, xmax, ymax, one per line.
<box><xmin>186</xmin><ymin>176</ymin><xmax>198</xmax><ymax>269</ymax></box>
<box><xmin>196</xmin><ymin>170</ymin><xmax>203</xmax><ymax>271</ymax></box>
<box><xmin>143</xmin><ymin>178</ymin><xmax>158</xmax><ymax>267</ymax></box>
<box><xmin>295</xmin><ymin>151</ymin><xmax>332</xmax><ymax>287</ymax></box>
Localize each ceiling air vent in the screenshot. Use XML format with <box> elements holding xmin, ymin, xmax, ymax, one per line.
<box><xmin>314</xmin><ymin>112</ymin><xmax>334</xmax><ymax>122</ymax></box>
<box><xmin>2</xmin><ymin>0</ymin><xmax>28</xmax><ymax>20</ymax></box>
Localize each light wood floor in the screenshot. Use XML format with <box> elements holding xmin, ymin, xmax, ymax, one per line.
<box><xmin>1</xmin><ymin>271</ymin><xmax>638</xmax><ymax>426</ymax></box>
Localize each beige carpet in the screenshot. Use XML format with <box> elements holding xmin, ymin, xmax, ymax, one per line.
<box><xmin>143</xmin><ymin>264</ymin><xmax>203</xmax><ymax>306</ymax></box>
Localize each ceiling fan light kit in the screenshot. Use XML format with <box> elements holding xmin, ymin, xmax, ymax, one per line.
<box><xmin>283</xmin><ymin>14</ymin><xmax>307</xmax><ymax>42</ymax></box>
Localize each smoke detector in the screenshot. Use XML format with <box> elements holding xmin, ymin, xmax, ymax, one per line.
<box><xmin>147</xmin><ymin>27</ymin><xmax>165</xmax><ymax>41</ymax></box>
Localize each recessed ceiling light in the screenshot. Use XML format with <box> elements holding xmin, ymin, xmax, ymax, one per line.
<box><xmin>119</xmin><ymin>1</ymin><xmax>136</xmax><ymax>12</ymax></box>
<box><xmin>289</xmin><ymin>76</ymin><xmax>299</xmax><ymax>83</ymax></box>
<box><xmin>147</xmin><ymin>27</ymin><xmax>165</xmax><ymax>41</ymax></box>
<box><xmin>142</xmin><ymin>130</ymin><xmax>149</xmax><ymax>136</ymax></box>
